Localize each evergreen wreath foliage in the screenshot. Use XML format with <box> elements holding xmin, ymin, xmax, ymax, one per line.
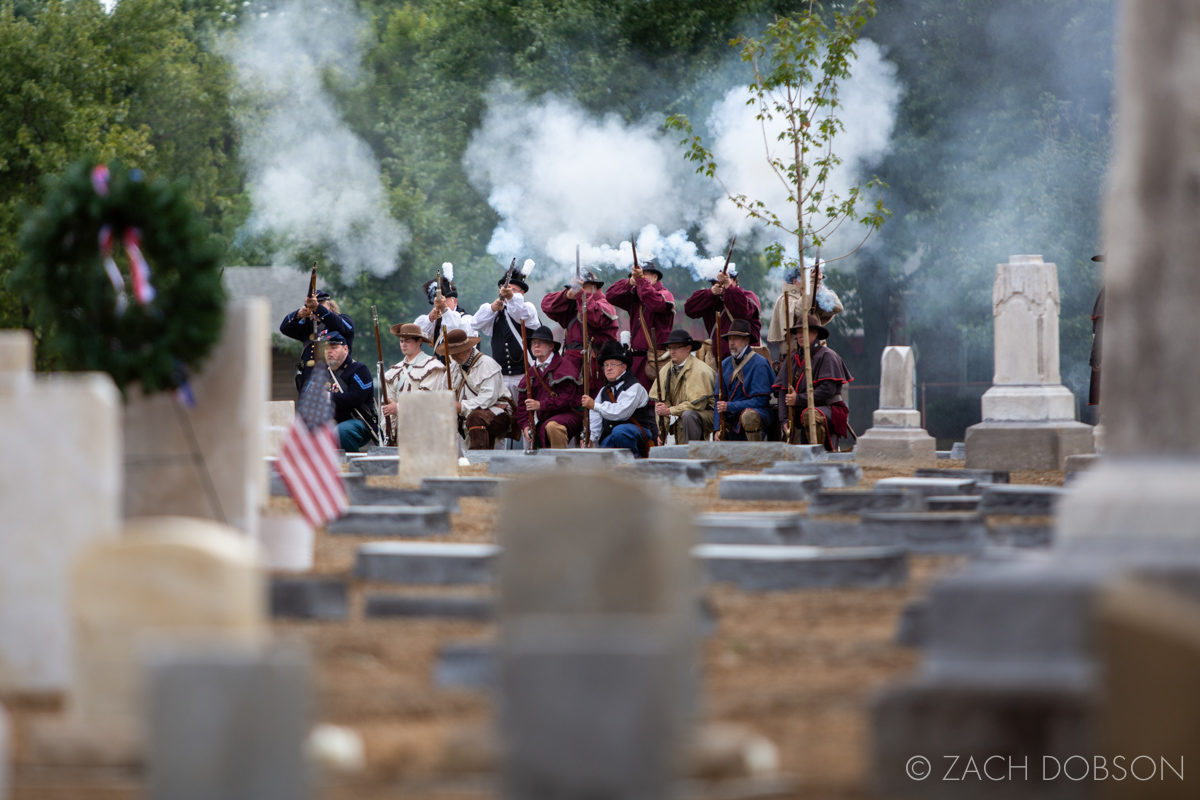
<box><xmin>12</xmin><ymin>159</ymin><xmax>226</xmax><ymax>395</ymax></box>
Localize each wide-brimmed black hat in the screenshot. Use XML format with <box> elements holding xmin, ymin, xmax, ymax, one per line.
<box><xmin>566</xmin><ymin>268</ymin><xmax>605</xmax><ymax>290</ymax></box>
<box><xmin>596</xmin><ymin>339</ymin><xmax>632</xmax><ymax>367</ymax></box>
<box><xmin>719</xmin><ymin>318</ymin><xmax>757</xmax><ymax>340</ymax></box>
<box><xmin>663</xmin><ymin>329</ymin><xmax>702</xmax><ymax>351</ymax></box>
<box><xmin>707</xmin><ymin>265</ymin><xmax>738</xmax><ymax>283</ymax></box>
<box><xmin>631</xmin><ymin>258</ymin><xmax>663</xmax><ymax>279</ymax></box>
<box><xmin>788</xmin><ymin>314</ymin><xmax>829</xmax><ymax>341</ymax></box>
<box><xmin>527</xmin><ymin>326</ymin><xmax>560</xmax><ymax>352</ymax></box>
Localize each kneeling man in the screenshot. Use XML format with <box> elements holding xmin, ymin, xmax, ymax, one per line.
<box><xmin>515</xmin><ymin>327</ymin><xmax>584</xmax><ymax>449</ymax></box>
<box><xmin>581</xmin><ymin>340</ymin><xmax>655</xmax><ymax>457</ymax></box>
<box><xmin>650</xmin><ymin>329</ymin><xmax>717</xmax><ymax>444</ymax></box>
<box><xmin>439</xmin><ymin>328</ymin><xmax>514</xmax><ymax>450</ymax></box>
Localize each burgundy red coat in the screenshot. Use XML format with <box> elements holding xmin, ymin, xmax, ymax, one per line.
<box><xmin>605</xmin><ymin>276</ymin><xmax>675</xmax><ymax>389</ymax></box>
<box><xmin>773</xmin><ymin>343</ymin><xmax>854</xmax><ymax>449</ymax></box>
<box><xmin>683</xmin><ymin>283</ymin><xmax>762</xmax><ymax>345</ymax></box>
<box><xmin>514</xmin><ymin>351</ymin><xmax>585</xmax><ymax>447</ymax></box>
<box><xmin>541</xmin><ymin>288</ymin><xmax>619</xmax><ymax>394</ymax></box>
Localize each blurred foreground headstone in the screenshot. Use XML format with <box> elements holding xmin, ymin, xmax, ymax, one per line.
<box><xmin>0</xmin><ymin>329</ymin><xmax>121</xmax><ymax>693</ymax></box>
<box><xmin>496</xmin><ymin>472</ymin><xmax>698</xmax><ymax>800</ymax></box>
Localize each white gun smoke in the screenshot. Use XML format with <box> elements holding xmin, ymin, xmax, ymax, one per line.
<box><xmin>220</xmin><ymin>0</ymin><xmax>407</xmax><ymax>279</ymax></box>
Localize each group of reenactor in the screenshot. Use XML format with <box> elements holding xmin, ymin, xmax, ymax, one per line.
<box><xmin>280</xmin><ymin>255</ymin><xmax>855</xmax><ymax>457</ymax></box>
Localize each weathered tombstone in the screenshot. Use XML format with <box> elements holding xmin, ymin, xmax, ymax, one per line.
<box><xmin>0</xmin><ymin>330</ymin><xmax>122</xmax><ymax>693</ymax></box>
<box><xmin>392</xmin><ymin>390</ymin><xmax>459</xmax><ymax>486</ymax></box>
<box><xmin>123</xmin><ymin>299</ymin><xmax>269</xmax><ymax>537</ymax></box>
<box><xmin>45</xmin><ymin>517</ymin><xmax>265</xmax><ymax>760</ymax></box>
<box><xmin>264</xmin><ymin>399</ymin><xmax>293</xmax><ymax>458</ymax></box>
<box><xmin>257</xmin><ymin>515</ymin><xmax>314</xmax><ymax>571</ymax></box>
<box><xmin>855</xmin><ymin>346</ymin><xmax>936</xmax><ymax>466</ymax></box>
<box><xmin>963</xmin><ymin>255</ymin><xmax>1095</xmax><ymax>469</ymax></box>
<box><xmin>496</xmin><ymin>473</ymin><xmax>698</xmax><ymax>800</ymax></box>
<box><xmin>146</xmin><ymin>643</ymin><xmax>311</xmax><ymax>800</ymax></box>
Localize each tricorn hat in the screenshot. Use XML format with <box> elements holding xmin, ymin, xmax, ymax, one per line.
<box><xmin>788</xmin><ymin>314</ymin><xmax>829</xmax><ymax>341</ymax></box>
<box><xmin>663</xmin><ymin>328</ymin><xmax>702</xmax><ymax>351</ymax></box>
<box><xmin>390</xmin><ymin>322</ymin><xmax>429</xmax><ymax>343</ymax></box>
<box><xmin>596</xmin><ymin>339</ymin><xmax>632</xmax><ymax>367</ymax></box>
<box><xmin>527</xmin><ymin>326</ymin><xmax>559</xmax><ymax>352</ymax></box>
<box><xmin>436</xmin><ymin>328</ymin><xmax>480</xmax><ymax>357</ymax></box>
<box><xmin>719</xmin><ymin>318</ymin><xmax>757</xmax><ymax>340</ymax></box>
<box><xmin>500</xmin><ymin>258</ymin><xmax>535</xmax><ymax>293</ymax></box>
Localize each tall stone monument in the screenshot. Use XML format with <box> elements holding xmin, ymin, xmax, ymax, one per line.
<box><xmin>855</xmin><ymin>346</ymin><xmax>936</xmax><ymax>466</ymax></box>
<box><xmin>964</xmin><ymin>254</ymin><xmax>1094</xmax><ymax>470</ymax></box>
<box><xmin>0</xmin><ymin>330</ymin><xmax>122</xmax><ymax>693</ymax></box>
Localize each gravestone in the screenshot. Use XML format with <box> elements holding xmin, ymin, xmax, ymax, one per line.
<box><xmin>855</xmin><ymin>346</ymin><xmax>937</xmax><ymax>466</ymax></box>
<box><xmin>123</xmin><ymin>299</ymin><xmax>269</xmax><ymax>537</ymax></box>
<box><xmin>0</xmin><ymin>330</ymin><xmax>122</xmax><ymax>693</ymax></box>
<box><xmin>256</xmin><ymin>515</ymin><xmax>313</xmax><ymax>571</ymax></box>
<box><xmin>963</xmin><ymin>255</ymin><xmax>1094</xmax><ymax>470</ymax></box>
<box><xmin>146</xmin><ymin>643</ymin><xmax>311</xmax><ymax>800</ymax></box>
<box><xmin>496</xmin><ymin>473</ymin><xmax>698</xmax><ymax>800</ymax></box>
<box><xmin>50</xmin><ymin>517</ymin><xmax>265</xmax><ymax>759</ymax></box>
<box><xmin>392</xmin><ymin>390</ymin><xmax>459</xmax><ymax>486</ymax></box>
<box><xmin>264</xmin><ymin>400</ymin><xmax>293</xmax><ymax>458</ymax></box>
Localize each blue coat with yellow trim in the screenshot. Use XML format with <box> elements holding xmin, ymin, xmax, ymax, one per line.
<box><xmin>714</xmin><ymin>349</ymin><xmax>776</xmax><ymax>434</ymax></box>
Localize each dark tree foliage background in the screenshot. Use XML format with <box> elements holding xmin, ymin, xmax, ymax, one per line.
<box><xmin>1</xmin><ymin>0</ymin><xmax>1113</xmax><ymax>438</ymax></box>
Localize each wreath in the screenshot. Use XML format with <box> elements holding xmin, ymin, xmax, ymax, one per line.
<box><xmin>11</xmin><ymin>159</ymin><xmax>226</xmax><ymax>395</ymax></box>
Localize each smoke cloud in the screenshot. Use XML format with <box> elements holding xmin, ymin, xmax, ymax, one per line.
<box><xmin>221</xmin><ymin>0</ymin><xmax>407</xmax><ymax>278</ymax></box>
<box><xmin>462</xmin><ymin>41</ymin><xmax>901</xmax><ymax>291</ymax></box>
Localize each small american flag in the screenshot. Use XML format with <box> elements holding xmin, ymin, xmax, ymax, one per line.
<box><xmin>276</xmin><ymin>372</ymin><xmax>347</xmax><ymax>527</ymax></box>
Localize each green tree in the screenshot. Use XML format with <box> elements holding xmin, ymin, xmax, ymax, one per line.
<box><xmin>667</xmin><ymin>0</ymin><xmax>889</xmax><ymax>439</ymax></box>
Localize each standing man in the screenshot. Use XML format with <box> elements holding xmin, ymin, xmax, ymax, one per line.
<box><xmin>472</xmin><ymin>258</ymin><xmax>541</xmax><ymax>399</ymax></box>
<box><xmin>380</xmin><ymin>323</ymin><xmax>448</xmax><ymax>441</ymax></box>
<box><xmin>317</xmin><ymin>331</ymin><xmax>378</xmax><ymax>452</ymax></box>
<box><xmin>416</xmin><ymin>262</ymin><xmax>475</xmax><ymax>348</ymax></box>
<box><xmin>766</xmin><ymin>263</ymin><xmax>841</xmax><ymax>361</ymax></box>
<box><xmin>280</xmin><ymin>287</ymin><xmax>355</xmax><ymax>392</ymax></box>
<box><xmin>683</xmin><ymin>265</ymin><xmax>761</xmax><ymax>368</ymax></box>
<box><xmin>581</xmin><ymin>340</ymin><xmax>655</xmax><ymax>457</ymax></box>
<box><xmin>439</xmin><ymin>329</ymin><xmax>514</xmax><ymax>450</ymax></box>
<box><xmin>541</xmin><ymin>267</ymin><xmax>619</xmax><ymax>391</ymax></box>
<box><xmin>650</xmin><ymin>329</ymin><xmax>717</xmax><ymax>444</ymax></box>
<box><xmin>514</xmin><ymin>327</ymin><xmax>584</xmax><ymax>449</ymax></box>
<box><xmin>606</xmin><ymin>257</ymin><xmax>675</xmax><ymax>390</ymax></box>
<box><xmin>714</xmin><ymin>319</ymin><xmax>776</xmax><ymax>442</ymax></box>
<box><xmin>774</xmin><ymin>314</ymin><xmax>854</xmax><ymax>450</ymax></box>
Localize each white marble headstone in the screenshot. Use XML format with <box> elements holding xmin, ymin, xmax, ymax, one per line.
<box><xmin>123</xmin><ymin>300</ymin><xmax>269</xmax><ymax>537</ymax></box>
<box><xmin>0</xmin><ymin>331</ymin><xmax>121</xmax><ymax>693</ymax></box>
<box><xmin>392</xmin><ymin>390</ymin><xmax>459</xmax><ymax>486</ymax></box>
<box><xmin>67</xmin><ymin>517</ymin><xmax>265</xmax><ymax>751</ymax></box>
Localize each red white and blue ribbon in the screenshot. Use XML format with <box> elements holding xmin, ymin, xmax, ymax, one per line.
<box><xmin>90</xmin><ymin>164</ymin><xmax>110</xmax><ymax>196</ymax></box>
<box><xmin>123</xmin><ymin>227</ymin><xmax>156</xmax><ymax>305</ymax></box>
<box><xmin>98</xmin><ymin>225</ymin><xmax>129</xmax><ymax>314</ymax></box>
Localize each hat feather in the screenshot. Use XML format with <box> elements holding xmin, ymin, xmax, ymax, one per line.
<box><xmin>441</xmin><ymin>262</ymin><xmax>454</xmax><ymax>282</ymax></box>
<box><xmin>520</xmin><ymin>258</ymin><xmax>535</xmax><ymax>278</ymax></box>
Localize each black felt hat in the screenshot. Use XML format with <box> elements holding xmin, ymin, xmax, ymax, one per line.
<box><xmin>719</xmin><ymin>318</ymin><xmax>757</xmax><ymax>340</ymax></box>
<box><xmin>597</xmin><ymin>339</ymin><xmax>632</xmax><ymax>367</ymax></box>
<box><xmin>528</xmin><ymin>326</ymin><xmax>560</xmax><ymax>352</ymax></box>
<box><xmin>663</xmin><ymin>329</ymin><xmax>702</xmax><ymax>351</ymax></box>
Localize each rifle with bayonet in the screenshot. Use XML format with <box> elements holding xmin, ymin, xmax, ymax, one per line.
<box><xmin>430</xmin><ymin>266</ymin><xmax>452</xmax><ymax>391</ymax></box>
<box><xmin>714</xmin><ymin>237</ymin><xmax>736</xmax><ymax>440</ymax></box>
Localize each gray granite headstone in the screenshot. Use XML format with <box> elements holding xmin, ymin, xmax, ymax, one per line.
<box><xmin>355</xmin><ymin>542</ymin><xmax>498</xmax><ymax>585</ymax></box>
<box><xmin>855</xmin><ymin>346</ymin><xmax>937</xmax><ymax>466</ymax></box>
<box><xmin>496</xmin><ymin>473</ymin><xmax>697</xmax><ymax>800</ymax></box>
<box><xmin>146</xmin><ymin>644</ymin><xmax>310</xmax><ymax>800</ymax></box>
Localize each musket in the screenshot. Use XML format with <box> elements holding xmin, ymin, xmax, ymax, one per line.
<box><xmin>520</xmin><ymin>320</ymin><xmax>537</xmax><ymax>452</ymax></box>
<box><xmin>372</xmin><ymin>305</ymin><xmax>392</xmax><ymax>446</ymax></box>
<box><xmin>430</xmin><ymin>266</ymin><xmax>452</xmax><ymax>391</ymax></box>
<box><xmin>783</xmin><ymin>289</ymin><xmax>795</xmax><ymax>441</ymax></box>
<box><xmin>630</xmin><ymin>236</ymin><xmax>668</xmax><ymax>445</ymax></box>
<box><xmin>577</xmin><ymin>244</ymin><xmax>591</xmax><ymax>447</ymax></box>
<box><xmin>802</xmin><ymin>261</ymin><xmax>821</xmax><ymax>445</ymax></box>
<box><xmin>714</xmin><ymin>236</ymin><xmax>736</xmax><ymax>440</ymax></box>
<box><xmin>502</xmin><ymin>257</ymin><xmax>516</xmax><ymax>288</ymax></box>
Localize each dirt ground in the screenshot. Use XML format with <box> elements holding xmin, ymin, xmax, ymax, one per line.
<box><xmin>3</xmin><ymin>460</ymin><xmax>1066</xmax><ymax>800</ymax></box>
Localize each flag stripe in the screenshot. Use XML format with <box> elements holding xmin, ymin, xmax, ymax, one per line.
<box><xmin>277</xmin><ymin>374</ymin><xmax>347</xmax><ymax>527</ymax></box>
